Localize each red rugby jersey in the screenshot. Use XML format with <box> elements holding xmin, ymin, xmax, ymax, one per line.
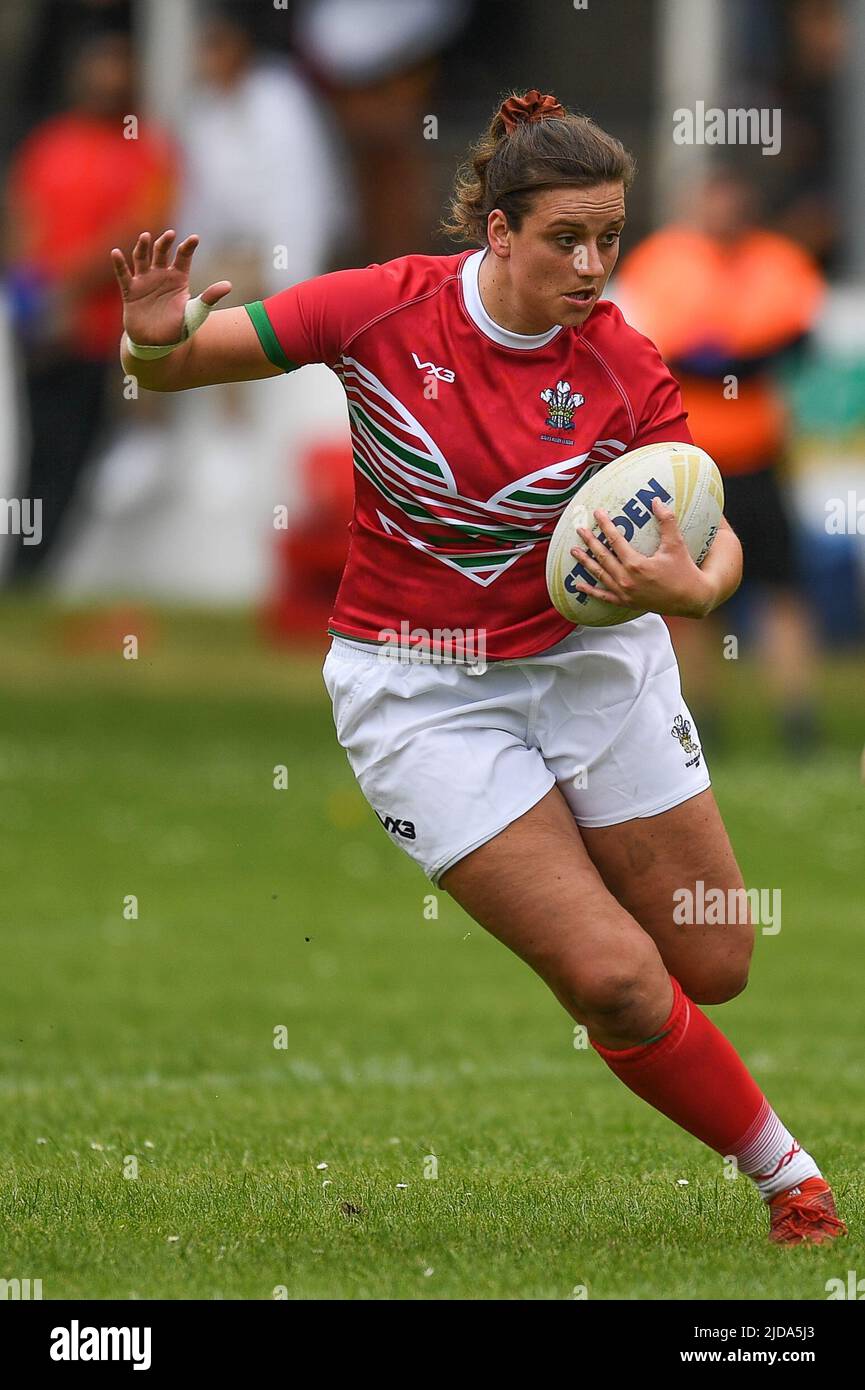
<box><xmin>244</xmin><ymin>248</ymin><xmax>692</xmax><ymax>659</ymax></box>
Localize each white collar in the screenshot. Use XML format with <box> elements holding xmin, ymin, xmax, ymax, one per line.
<box><xmin>460</xmin><ymin>248</ymin><xmax>564</xmax><ymax>349</ymax></box>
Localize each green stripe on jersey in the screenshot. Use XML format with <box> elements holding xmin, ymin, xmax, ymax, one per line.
<box><xmin>351</xmin><ymin>403</ymin><xmax>444</xmax><ymax>478</ymax></box>
<box><xmin>244</xmin><ymin>301</ymin><xmax>299</xmax><ymax>373</ymax></box>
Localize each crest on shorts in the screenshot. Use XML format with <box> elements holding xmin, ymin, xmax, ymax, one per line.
<box><xmin>671</xmin><ymin>714</ymin><xmax>702</xmax><ymax>769</ymax></box>
<box><xmin>540</xmin><ymin>379</ymin><xmax>585</xmax><ymax>431</ymax></box>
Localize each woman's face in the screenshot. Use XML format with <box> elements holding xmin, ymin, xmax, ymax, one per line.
<box><xmin>487</xmin><ymin>181</ymin><xmax>626</xmax><ymax>333</ymax></box>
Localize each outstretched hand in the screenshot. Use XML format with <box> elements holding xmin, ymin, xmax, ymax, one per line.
<box><xmin>110</xmin><ymin>230</ymin><xmax>232</xmax><ymax>347</ymax></box>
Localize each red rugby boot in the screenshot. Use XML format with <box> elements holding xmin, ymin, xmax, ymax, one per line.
<box><xmin>768</xmin><ymin>1177</ymin><xmax>847</xmax><ymax>1246</ymax></box>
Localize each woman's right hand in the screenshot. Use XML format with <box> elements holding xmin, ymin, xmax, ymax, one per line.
<box><xmin>110</xmin><ymin>230</ymin><xmax>232</xmax><ymax>346</ymax></box>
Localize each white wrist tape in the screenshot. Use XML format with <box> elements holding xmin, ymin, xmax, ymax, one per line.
<box><xmin>125</xmin><ymin>294</ymin><xmax>214</xmax><ymax>359</ymax></box>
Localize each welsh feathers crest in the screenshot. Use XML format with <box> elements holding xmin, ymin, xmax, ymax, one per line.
<box><xmin>540</xmin><ymin>379</ymin><xmax>584</xmax><ymax>431</ymax></box>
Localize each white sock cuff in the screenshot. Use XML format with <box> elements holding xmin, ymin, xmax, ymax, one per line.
<box><xmin>732</xmin><ymin>1103</ymin><xmax>821</xmax><ymax>1200</ymax></box>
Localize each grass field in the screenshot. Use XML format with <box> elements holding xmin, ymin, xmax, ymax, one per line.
<box><xmin>0</xmin><ymin>601</ymin><xmax>862</xmax><ymax>1300</ymax></box>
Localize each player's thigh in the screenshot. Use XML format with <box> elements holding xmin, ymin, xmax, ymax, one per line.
<box><xmin>439</xmin><ymin>783</ymin><xmax>671</xmax><ymax>1029</ymax></box>
<box><xmin>579</xmin><ymin>788</ymin><xmax>754</xmax><ymax>1004</ymax></box>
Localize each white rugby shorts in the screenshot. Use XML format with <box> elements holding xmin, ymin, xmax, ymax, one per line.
<box><xmin>321</xmin><ymin>614</ymin><xmax>711</xmax><ymax>886</ymax></box>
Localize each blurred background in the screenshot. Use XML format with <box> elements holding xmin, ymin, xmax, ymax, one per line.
<box><xmin>0</xmin><ymin>0</ymin><xmax>862</xmax><ymax>690</ymax></box>
<box><xmin>1</xmin><ymin>0</ymin><xmax>863</xmax><ymax>1302</ymax></box>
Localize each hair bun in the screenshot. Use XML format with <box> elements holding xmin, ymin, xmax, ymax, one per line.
<box><xmin>499</xmin><ymin>89</ymin><xmax>566</xmax><ymax>135</ymax></box>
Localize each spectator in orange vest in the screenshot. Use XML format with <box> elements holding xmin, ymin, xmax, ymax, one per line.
<box><xmin>615</xmin><ymin>167</ymin><xmax>825</xmax><ymax>751</ymax></box>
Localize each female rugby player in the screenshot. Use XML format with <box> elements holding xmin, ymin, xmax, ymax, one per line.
<box><xmin>111</xmin><ymin>89</ymin><xmax>845</xmax><ymax>1246</ymax></box>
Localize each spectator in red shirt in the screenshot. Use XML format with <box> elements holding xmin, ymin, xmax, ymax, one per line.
<box><xmin>2</xmin><ymin>27</ymin><xmax>177</xmax><ymax>581</ymax></box>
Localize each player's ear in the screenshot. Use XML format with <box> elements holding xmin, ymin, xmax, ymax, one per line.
<box><xmin>487</xmin><ymin>209</ymin><xmax>511</xmax><ymax>255</ymax></box>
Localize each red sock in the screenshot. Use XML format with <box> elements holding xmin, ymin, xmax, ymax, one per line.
<box><xmin>590</xmin><ymin>975</ymin><xmax>764</xmax><ymax>1156</ymax></box>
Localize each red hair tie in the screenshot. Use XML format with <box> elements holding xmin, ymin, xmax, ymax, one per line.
<box><xmin>499</xmin><ymin>89</ymin><xmax>565</xmax><ymax>135</ymax></box>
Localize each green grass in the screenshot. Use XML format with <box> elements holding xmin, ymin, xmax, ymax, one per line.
<box><xmin>0</xmin><ymin>601</ymin><xmax>862</xmax><ymax>1299</ymax></box>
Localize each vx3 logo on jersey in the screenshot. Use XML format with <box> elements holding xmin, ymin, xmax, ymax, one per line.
<box><xmin>411</xmin><ymin>351</ymin><xmax>456</xmax><ymax>383</ymax></box>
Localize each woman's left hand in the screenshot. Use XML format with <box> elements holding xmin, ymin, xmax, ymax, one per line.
<box><xmin>568</xmin><ymin>499</ymin><xmax>716</xmax><ymax>619</ymax></box>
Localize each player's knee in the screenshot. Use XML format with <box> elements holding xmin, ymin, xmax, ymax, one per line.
<box><xmin>685</xmin><ymin>960</ymin><xmax>751</xmax><ymax>1005</ymax></box>
<box><xmin>565</xmin><ymin>954</ymin><xmax>659</xmax><ymax>1026</ymax></box>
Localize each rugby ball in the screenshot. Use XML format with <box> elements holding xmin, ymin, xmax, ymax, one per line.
<box><xmin>545</xmin><ymin>442</ymin><xmax>724</xmax><ymax>626</ymax></box>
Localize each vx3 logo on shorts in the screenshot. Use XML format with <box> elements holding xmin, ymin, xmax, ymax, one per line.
<box><xmin>411</xmin><ymin>351</ymin><xmax>455</xmax><ymax>383</ymax></box>
<box><xmin>671</xmin><ymin>714</ymin><xmax>702</xmax><ymax>769</ymax></box>
<box><xmin>376</xmin><ymin>811</ymin><xmax>417</xmax><ymax>840</ymax></box>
